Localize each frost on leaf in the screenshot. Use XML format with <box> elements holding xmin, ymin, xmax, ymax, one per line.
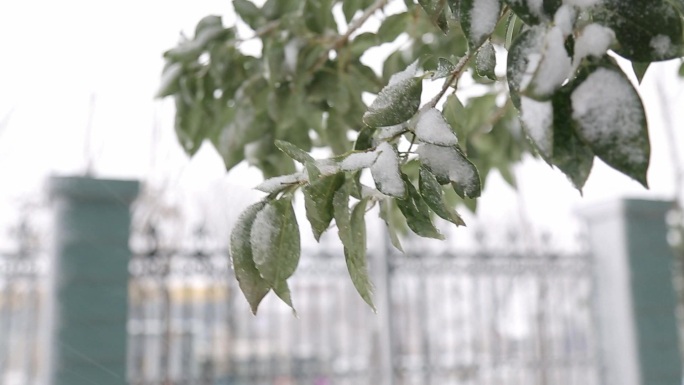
<box><xmin>370</xmin><ymin>142</ymin><xmax>406</xmax><ymax>198</ymax></box>
<box><xmin>230</xmin><ymin>201</ymin><xmax>270</xmax><ymax>315</ymax></box>
<box><xmin>570</xmin><ymin>66</ymin><xmax>650</xmax><ymax>187</ymax></box>
<box><xmin>460</xmin><ymin>0</ymin><xmax>502</xmax><ymax>48</ymax></box>
<box><xmin>520</xmin><ymin>96</ymin><xmax>553</xmax><ymax>159</ymax></box>
<box><xmin>303</xmin><ymin>173</ymin><xmax>345</xmax><ymax>241</ymax></box>
<box><xmin>251</xmin><ymin>197</ymin><xmax>301</xmax><ymax>311</ymax></box>
<box><xmin>415</xmin><ymin>108</ymin><xmax>459</xmax><ymax>146</ymax></box>
<box><xmin>475</xmin><ymin>40</ymin><xmax>497</xmax><ymax>80</ymax></box>
<box><xmin>417</xmin><ymin>144</ymin><xmax>481</xmax><ymax>198</ymax></box>
<box><xmin>363</xmin><ymin>61</ymin><xmax>423</xmax><ymax>127</ymax></box>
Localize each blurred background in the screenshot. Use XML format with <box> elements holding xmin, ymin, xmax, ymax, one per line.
<box><xmin>1</xmin><ymin>1</ymin><xmax>684</xmax><ymax>385</ymax></box>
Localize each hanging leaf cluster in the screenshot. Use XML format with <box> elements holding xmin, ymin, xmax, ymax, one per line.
<box><xmin>160</xmin><ymin>0</ymin><xmax>684</xmax><ymax>313</ymax></box>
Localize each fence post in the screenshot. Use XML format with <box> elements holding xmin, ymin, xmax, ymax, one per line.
<box><xmin>580</xmin><ymin>198</ymin><xmax>682</xmax><ymax>385</ymax></box>
<box><xmin>47</xmin><ymin>176</ymin><xmax>139</xmax><ymax>385</ymax></box>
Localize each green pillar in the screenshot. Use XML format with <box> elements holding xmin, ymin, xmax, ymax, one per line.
<box><xmin>47</xmin><ymin>176</ymin><xmax>139</xmax><ymax>385</ymax></box>
<box><xmin>581</xmin><ymin>199</ymin><xmax>682</xmax><ymax>385</ymax></box>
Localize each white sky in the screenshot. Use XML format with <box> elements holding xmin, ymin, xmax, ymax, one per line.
<box><xmin>0</xmin><ymin>0</ymin><xmax>683</xmax><ymax>247</ymax></box>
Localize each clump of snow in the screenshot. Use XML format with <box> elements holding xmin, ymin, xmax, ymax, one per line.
<box><xmin>469</xmin><ymin>0</ymin><xmax>500</xmax><ymax>45</ymax></box>
<box><xmin>256</xmin><ymin>173</ymin><xmax>307</xmax><ymax>193</ymax></box>
<box><xmin>376</xmin><ymin>123</ymin><xmax>407</xmax><ymax>140</ymax></box>
<box><xmin>573</xmin><ymin>23</ymin><xmax>614</xmax><ymax>68</ymax></box>
<box><xmin>519</xmin><ymin>53</ymin><xmax>542</xmax><ymax>91</ymax></box>
<box><xmin>416</xmin><ymin>144</ymin><xmax>476</xmax><ymax>191</ymax></box>
<box><xmin>650</xmin><ymin>35</ymin><xmax>673</xmax><ymax>59</ymax></box>
<box><xmin>526</xmin><ymin>26</ymin><xmax>571</xmax><ymax>97</ymax></box>
<box><xmin>554</xmin><ymin>5</ymin><xmax>576</xmax><ymax>36</ymax></box>
<box><xmin>520</xmin><ymin>96</ymin><xmax>553</xmax><ymax>158</ymax></box>
<box><xmin>370</xmin><ymin>142</ymin><xmax>405</xmax><ymax>197</ymax></box>
<box><xmin>388</xmin><ymin>60</ymin><xmax>419</xmax><ymax>86</ymax></box>
<box><xmin>525</xmin><ymin>0</ymin><xmax>545</xmax><ymax>20</ymax></box>
<box><xmin>571</xmin><ymin>68</ymin><xmax>646</xmax><ymax>164</ymax></box>
<box><xmin>340</xmin><ymin>150</ymin><xmax>379</xmax><ymax>171</ymax></box>
<box><xmin>563</xmin><ymin>0</ymin><xmax>602</xmax><ymax>8</ymax></box>
<box><xmin>415</xmin><ymin>108</ymin><xmax>458</xmax><ymax>146</ymax></box>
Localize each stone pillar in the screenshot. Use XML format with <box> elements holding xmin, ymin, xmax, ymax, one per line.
<box><xmin>47</xmin><ymin>176</ymin><xmax>139</xmax><ymax>385</ymax></box>
<box><xmin>580</xmin><ymin>199</ymin><xmax>682</xmax><ymax>385</ymax></box>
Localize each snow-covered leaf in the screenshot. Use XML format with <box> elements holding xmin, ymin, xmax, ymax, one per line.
<box><xmin>363</xmin><ymin>62</ymin><xmax>423</xmax><ymax>127</ymax></box>
<box><xmin>370</xmin><ymin>143</ymin><xmax>407</xmax><ymax>197</ymax></box>
<box><xmin>230</xmin><ymin>201</ymin><xmax>270</xmax><ymax>315</ymax></box>
<box><xmin>303</xmin><ymin>173</ymin><xmax>346</xmax><ymax>241</ymax></box>
<box><xmin>507</xmin><ymin>26</ymin><xmax>545</xmax><ymax>108</ymax></box>
<box><xmin>520</xmin><ymin>96</ymin><xmax>553</xmax><ymax>159</ymax></box>
<box><xmin>415</xmin><ymin>108</ymin><xmax>459</xmax><ymax>146</ymax></box>
<box><xmin>276</xmin><ymin>139</ymin><xmax>320</xmax><ymax>179</ymax></box>
<box><xmin>594</xmin><ymin>0</ymin><xmax>683</xmax><ymax>61</ymax></box>
<box><xmin>475</xmin><ymin>40</ymin><xmax>497</xmax><ymax>80</ymax></box>
<box><xmin>419</xmin><ymin>167</ymin><xmax>466</xmax><ymax>226</ymax></box>
<box><xmin>251</xmin><ymin>197</ymin><xmax>301</xmax><ymax>311</ymax></box>
<box><xmin>570</xmin><ymin>64</ymin><xmax>650</xmax><ymax>187</ymax></box>
<box><xmin>396</xmin><ymin>173</ymin><xmax>444</xmax><ymax>239</ymax></box>
<box><xmin>550</xmin><ymin>88</ymin><xmax>594</xmax><ymax>192</ymax></box>
<box><xmin>504</xmin><ymin>0</ymin><xmax>560</xmax><ymax>25</ymax></box>
<box><xmin>417</xmin><ymin>144</ymin><xmax>482</xmax><ymax>198</ymax></box>
<box><xmin>460</xmin><ymin>0</ymin><xmax>502</xmax><ymax>49</ymax></box>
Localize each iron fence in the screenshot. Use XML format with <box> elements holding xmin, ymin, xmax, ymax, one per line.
<box><xmin>0</xmin><ymin>226</ymin><xmax>600</xmax><ymax>385</ymax></box>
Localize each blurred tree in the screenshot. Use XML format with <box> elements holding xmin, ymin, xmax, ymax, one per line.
<box><xmin>159</xmin><ymin>0</ymin><xmax>684</xmax><ymax>313</ymax></box>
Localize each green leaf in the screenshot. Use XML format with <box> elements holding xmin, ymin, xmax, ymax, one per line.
<box><xmin>432</xmin><ymin>57</ymin><xmax>457</xmax><ymax>79</ymax></box>
<box><xmin>251</xmin><ymin>197</ymin><xmax>301</xmax><ymax>311</ymax></box>
<box><xmin>460</xmin><ymin>0</ymin><xmax>502</xmax><ymax>49</ymax></box>
<box><xmin>475</xmin><ymin>40</ymin><xmax>497</xmax><ymax>80</ymax></box>
<box><xmin>550</xmin><ymin>87</ymin><xmax>594</xmax><ymax>192</ymax></box>
<box><xmin>396</xmin><ymin>174</ymin><xmax>444</xmax><ymax>239</ymax></box>
<box><xmin>631</xmin><ymin>62</ymin><xmax>650</xmax><ymax>84</ymax></box>
<box><xmin>594</xmin><ymin>0</ymin><xmax>683</xmax><ymax>62</ymax></box>
<box><xmin>377</xmin><ymin>12</ymin><xmax>410</xmax><ymax>43</ymax></box>
<box><xmin>345</xmin><ymin>198</ymin><xmax>376</xmax><ymax>310</ymax></box>
<box><xmin>419</xmin><ymin>167</ymin><xmax>466</xmax><ymax>226</ymax></box>
<box><xmin>443</xmin><ymin>94</ymin><xmax>467</xmax><ymax>141</ymax></box>
<box><xmin>342</xmin><ymin>0</ymin><xmax>362</xmax><ymax>22</ymax></box>
<box><xmin>233</xmin><ymin>0</ymin><xmax>262</xmax><ymax>30</ymax></box>
<box><xmin>305</xmin><ymin>0</ymin><xmax>334</xmax><ymax>34</ymax></box>
<box><xmin>230</xmin><ymin>201</ymin><xmax>271</xmax><ymax>315</ymax></box>
<box><xmin>504</xmin><ymin>0</ymin><xmax>560</xmax><ymax>25</ymax></box>
<box><xmin>570</xmin><ymin>62</ymin><xmax>650</xmax><ymax>187</ymax></box>
<box><xmin>679</xmin><ymin>61</ymin><xmax>684</xmax><ymax>77</ymax></box>
<box><xmin>417</xmin><ymin>144</ymin><xmax>482</xmax><ymax>198</ymax></box>
<box><xmin>275</xmin><ymin>139</ymin><xmax>315</xmax><ymax>164</ymax></box>
<box><xmin>164</xmin><ymin>16</ymin><xmax>227</xmax><ymax>62</ymax></box>
<box><xmin>157</xmin><ymin>63</ymin><xmax>184</xmax><ymax>98</ymax></box>
<box><xmin>303</xmin><ymin>173</ymin><xmax>346</xmax><ymax>241</ymax></box>
<box><xmin>418</xmin><ymin>0</ymin><xmax>450</xmax><ymax>34</ymax></box>
<box><xmin>363</xmin><ymin>63</ymin><xmax>423</xmax><ymax>127</ymax></box>
<box><xmin>379</xmin><ymin>199</ymin><xmax>404</xmax><ymax>252</ymax></box>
